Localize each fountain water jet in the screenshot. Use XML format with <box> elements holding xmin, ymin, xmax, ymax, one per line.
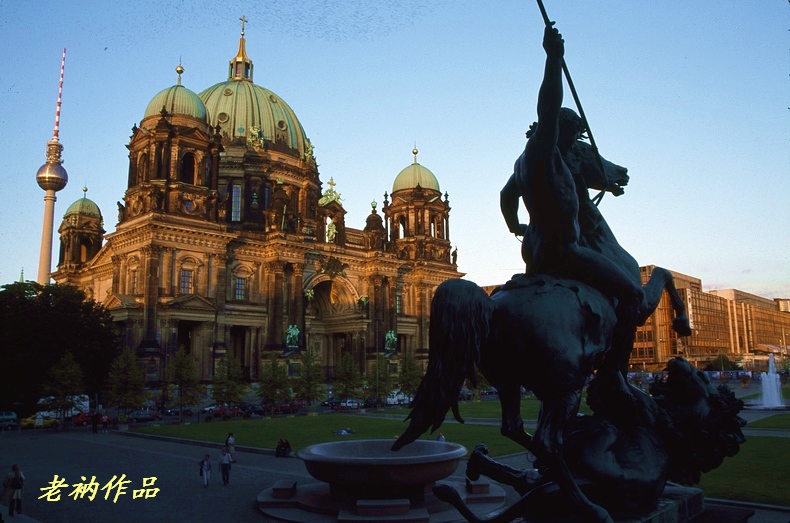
<box><xmin>760</xmin><ymin>354</ymin><xmax>784</xmax><ymax>408</ymax></box>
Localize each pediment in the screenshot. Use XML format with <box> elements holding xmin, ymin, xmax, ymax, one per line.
<box><xmin>86</xmin><ymin>243</ymin><xmax>115</xmax><ymax>268</ymax></box>
<box><xmin>104</xmin><ymin>293</ymin><xmax>141</xmax><ymax>310</ymax></box>
<box><xmin>166</xmin><ymin>294</ymin><xmax>217</xmax><ymax>311</ymax></box>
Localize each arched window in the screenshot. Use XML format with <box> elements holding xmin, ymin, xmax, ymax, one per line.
<box><xmin>398</xmin><ymin>216</ymin><xmax>407</xmax><ymax>238</ymax></box>
<box><xmin>178</xmin><ymin>256</ymin><xmax>202</xmax><ymax>295</ymax></box>
<box><xmin>180</xmin><ymin>152</ymin><xmax>196</xmax><ymax>184</ymax></box>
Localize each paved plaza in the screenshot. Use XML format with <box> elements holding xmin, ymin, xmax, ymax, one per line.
<box><xmin>1</xmin><ymin>382</ymin><xmax>789</xmax><ymax>522</ymax></box>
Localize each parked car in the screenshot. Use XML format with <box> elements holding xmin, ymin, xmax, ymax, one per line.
<box><xmin>242</xmin><ymin>404</ymin><xmax>267</xmax><ymax>416</ymax></box>
<box><xmin>363</xmin><ymin>398</ymin><xmax>386</xmax><ymax>409</ymax></box>
<box><xmin>164</xmin><ymin>406</ymin><xmax>193</xmax><ymax>416</ymax></box>
<box><xmin>386</xmin><ymin>391</ymin><xmax>410</xmax><ymax>406</ymax></box>
<box><xmin>127</xmin><ymin>409</ymin><xmax>161</xmax><ymax>423</ymax></box>
<box><xmin>0</xmin><ymin>411</ymin><xmax>18</xmax><ymax>430</ymax></box>
<box><xmin>72</xmin><ymin>411</ymin><xmax>112</xmax><ymax>426</ymax></box>
<box><xmin>213</xmin><ymin>405</ymin><xmax>244</xmax><ymax>418</ymax></box>
<box><xmin>339</xmin><ymin>398</ymin><xmax>360</xmax><ymax>409</ymax></box>
<box><xmin>201</xmin><ymin>404</ymin><xmax>219</xmax><ymax>414</ymax></box>
<box><xmin>20</xmin><ymin>414</ymin><xmax>60</xmax><ymax>429</ymax></box>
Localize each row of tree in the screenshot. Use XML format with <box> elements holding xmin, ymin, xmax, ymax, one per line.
<box><xmin>107</xmin><ymin>343</ymin><xmax>424</xmax><ymax>416</ymax></box>
<box><xmin>1</xmin><ymin>281</ymin><xmax>425</xmax><ymax>417</ymax></box>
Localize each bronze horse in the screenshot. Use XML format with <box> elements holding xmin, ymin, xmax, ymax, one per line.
<box><xmin>393</xmin><ymin>143</ymin><xmax>693</xmax><ymax>522</ymax></box>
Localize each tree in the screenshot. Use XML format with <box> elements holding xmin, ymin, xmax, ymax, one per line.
<box><xmin>43</xmin><ymin>352</ymin><xmax>85</xmax><ymax>423</ymax></box>
<box><xmin>211</xmin><ymin>355</ymin><xmax>246</xmax><ymax>406</ymax></box>
<box><xmin>292</xmin><ymin>345</ymin><xmax>325</xmax><ymax>406</ymax></box>
<box><xmin>257</xmin><ymin>355</ymin><xmax>291</xmax><ymax>404</ymax></box>
<box><xmin>0</xmin><ymin>281</ymin><xmax>117</xmax><ymax>415</ymax></box>
<box><xmin>168</xmin><ymin>346</ymin><xmax>204</xmax><ymax>416</ymax></box>
<box><xmin>106</xmin><ymin>347</ymin><xmax>147</xmax><ymax>413</ymax></box>
<box><xmin>397</xmin><ymin>353</ymin><xmax>422</xmax><ymax>399</ymax></box>
<box><xmin>703</xmin><ymin>354</ymin><xmax>740</xmax><ymax>372</ymax></box>
<box><xmin>333</xmin><ymin>353</ymin><xmax>363</xmax><ymax>400</ymax></box>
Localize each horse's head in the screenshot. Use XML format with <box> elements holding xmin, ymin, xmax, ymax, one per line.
<box><xmin>567</xmin><ymin>141</ymin><xmax>629</xmax><ymax>195</ymax></box>
<box><xmin>650</xmin><ymin>357</ymin><xmax>746</xmax><ymax>485</ymax></box>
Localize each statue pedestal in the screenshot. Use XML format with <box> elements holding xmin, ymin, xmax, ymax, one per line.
<box><xmin>623</xmin><ymin>485</ymin><xmax>705</xmax><ymax>522</ymax></box>
<box><xmin>616</xmin><ymin>486</ymin><xmax>753</xmax><ymax>523</ymax></box>
<box><xmin>514</xmin><ymin>484</ymin><xmax>709</xmax><ymax>522</ymax></box>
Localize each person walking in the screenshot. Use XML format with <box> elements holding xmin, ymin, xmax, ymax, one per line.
<box><xmin>225</xmin><ymin>432</ymin><xmax>236</xmax><ymax>462</ymax></box>
<box><xmin>220</xmin><ymin>448</ymin><xmax>232</xmax><ymax>486</ymax></box>
<box><xmin>199</xmin><ymin>454</ymin><xmax>212</xmax><ymax>488</ymax></box>
<box><xmin>3</xmin><ymin>464</ymin><xmax>24</xmax><ymax>517</ymax></box>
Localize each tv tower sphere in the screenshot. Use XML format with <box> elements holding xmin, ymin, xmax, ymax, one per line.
<box><xmin>36</xmin><ymin>144</ymin><xmax>69</xmax><ymax>191</ymax></box>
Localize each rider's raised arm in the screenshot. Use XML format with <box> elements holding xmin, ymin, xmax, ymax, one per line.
<box><xmin>532</xmin><ymin>23</ymin><xmax>564</xmax><ymax>154</ymax></box>
<box><xmin>500</xmin><ymin>173</ymin><xmax>527</xmax><ymax>236</ymax></box>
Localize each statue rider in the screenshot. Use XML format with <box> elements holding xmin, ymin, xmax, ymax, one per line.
<box><xmin>500</xmin><ymin>23</ymin><xmax>643</xmax><ymax>392</ymax></box>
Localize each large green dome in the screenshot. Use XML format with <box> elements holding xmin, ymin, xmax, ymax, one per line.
<box><xmin>197</xmin><ymin>33</ymin><xmax>311</xmax><ymax>159</ymax></box>
<box><xmin>144</xmin><ymin>84</ymin><xmax>207</xmax><ymax>122</ymax></box>
<box><xmin>199</xmin><ymin>80</ymin><xmax>309</xmax><ymax>156</ymax></box>
<box><xmin>392</xmin><ymin>149</ymin><xmax>440</xmax><ymax>193</ymax></box>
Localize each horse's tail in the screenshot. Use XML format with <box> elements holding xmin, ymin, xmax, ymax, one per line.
<box><xmin>392</xmin><ymin>279</ymin><xmax>492</xmax><ymax>451</ymax></box>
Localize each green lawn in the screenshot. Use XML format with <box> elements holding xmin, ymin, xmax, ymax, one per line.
<box><xmin>697</xmin><ymin>436</ymin><xmax>790</xmax><ymax>505</ymax></box>
<box><xmin>747</xmin><ymin>413</ymin><xmax>790</xmax><ymax>430</ymax></box>
<box><xmin>138</xmin><ymin>414</ymin><xmax>526</xmax><ymax>457</ymax></box>
<box><xmin>386</xmin><ymin>396</ymin><xmax>592</xmax><ymax>420</ymax></box>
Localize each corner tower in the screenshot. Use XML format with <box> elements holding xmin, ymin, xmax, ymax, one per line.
<box><xmin>383</xmin><ymin>149</ymin><xmax>452</xmax><ymax>264</ymax></box>
<box><xmin>57</xmin><ymin>187</ymin><xmax>105</xmax><ymax>273</ymax></box>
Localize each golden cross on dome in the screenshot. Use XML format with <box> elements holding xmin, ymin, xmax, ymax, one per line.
<box><xmin>240</xmin><ymin>15</ymin><xmax>248</xmax><ymax>36</ymax></box>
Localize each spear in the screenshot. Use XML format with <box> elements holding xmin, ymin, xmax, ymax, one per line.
<box><xmin>536</xmin><ymin>0</ymin><xmax>621</xmax><ymax>204</ymax></box>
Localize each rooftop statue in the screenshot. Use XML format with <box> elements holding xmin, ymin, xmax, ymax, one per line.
<box><xmin>392</xmin><ymin>11</ymin><xmax>741</xmax><ymax>523</ymax></box>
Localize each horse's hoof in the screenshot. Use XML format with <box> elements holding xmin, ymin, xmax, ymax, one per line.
<box><xmin>673</xmin><ymin>314</ymin><xmax>692</xmax><ymax>337</ymax></box>
<box><xmin>466</xmin><ymin>446</ymin><xmax>489</xmax><ymax>481</ymax></box>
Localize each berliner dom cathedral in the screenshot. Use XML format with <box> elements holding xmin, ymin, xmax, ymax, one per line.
<box><xmin>51</xmin><ymin>23</ymin><xmax>461</xmax><ymax>382</ymax></box>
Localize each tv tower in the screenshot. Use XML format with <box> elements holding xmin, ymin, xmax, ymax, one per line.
<box><xmin>36</xmin><ymin>48</ymin><xmax>69</xmax><ymax>285</ymax></box>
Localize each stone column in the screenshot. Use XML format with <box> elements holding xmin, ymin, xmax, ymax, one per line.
<box><xmin>417</xmin><ymin>283</ymin><xmax>428</xmax><ymax>351</ymax></box>
<box><xmin>141</xmin><ymin>245</ymin><xmax>162</xmax><ymax>341</ymax></box>
<box><xmin>293</xmin><ymin>265</ymin><xmax>304</xmax><ymax>348</ymax></box>
<box><xmin>215</xmin><ymin>254</ymin><xmax>229</xmax><ymax>309</ymax></box>
<box><xmin>266</xmin><ymin>261</ymin><xmax>286</xmax><ymax>348</ymax></box>
<box><xmin>112</xmin><ymin>255</ymin><xmax>122</xmax><ymax>294</ymax></box>
<box><xmin>162</xmin><ymin>248</ymin><xmax>174</xmax><ymax>296</ymax></box>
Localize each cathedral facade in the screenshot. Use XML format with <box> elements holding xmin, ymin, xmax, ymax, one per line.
<box><xmin>52</xmin><ymin>29</ymin><xmax>461</xmax><ymax>383</ymax></box>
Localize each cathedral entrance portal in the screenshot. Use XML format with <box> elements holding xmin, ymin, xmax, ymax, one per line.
<box><xmin>307</xmin><ymin>277</ymin><xmax>364</xmax><ymax>379</ymax></box>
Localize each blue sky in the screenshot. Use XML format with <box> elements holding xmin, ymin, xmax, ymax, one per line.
<box><xmin>0</xmin><ymin>1</ymin><xmax>788</xmax><ymax>298</ymax></box>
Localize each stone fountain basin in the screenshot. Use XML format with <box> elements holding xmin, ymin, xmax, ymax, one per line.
<box><xmin>299</xmin><ymin>439</ymin><xmax>466</xmax><ymax>487</ymax></box>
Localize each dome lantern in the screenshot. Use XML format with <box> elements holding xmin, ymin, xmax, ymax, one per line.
<box><xmin>229</xmin><ymin>15</ymin><xmax>253</xmax><ymax>82</ymax></box>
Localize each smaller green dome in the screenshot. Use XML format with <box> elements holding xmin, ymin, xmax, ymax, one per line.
<box><xmin>392</xmin><ymin>149</ymin><xmax>440</xmax><ymax>193</ymax></box>
<box><xmin>144</xmin><ymin>84</ymin><xmax>207</xmax><ymax>122</ymax></box>
<box><xmin>64</xmin><ymin>190</ymin><xmax>102</xmax><ymax>219</ymax></box>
